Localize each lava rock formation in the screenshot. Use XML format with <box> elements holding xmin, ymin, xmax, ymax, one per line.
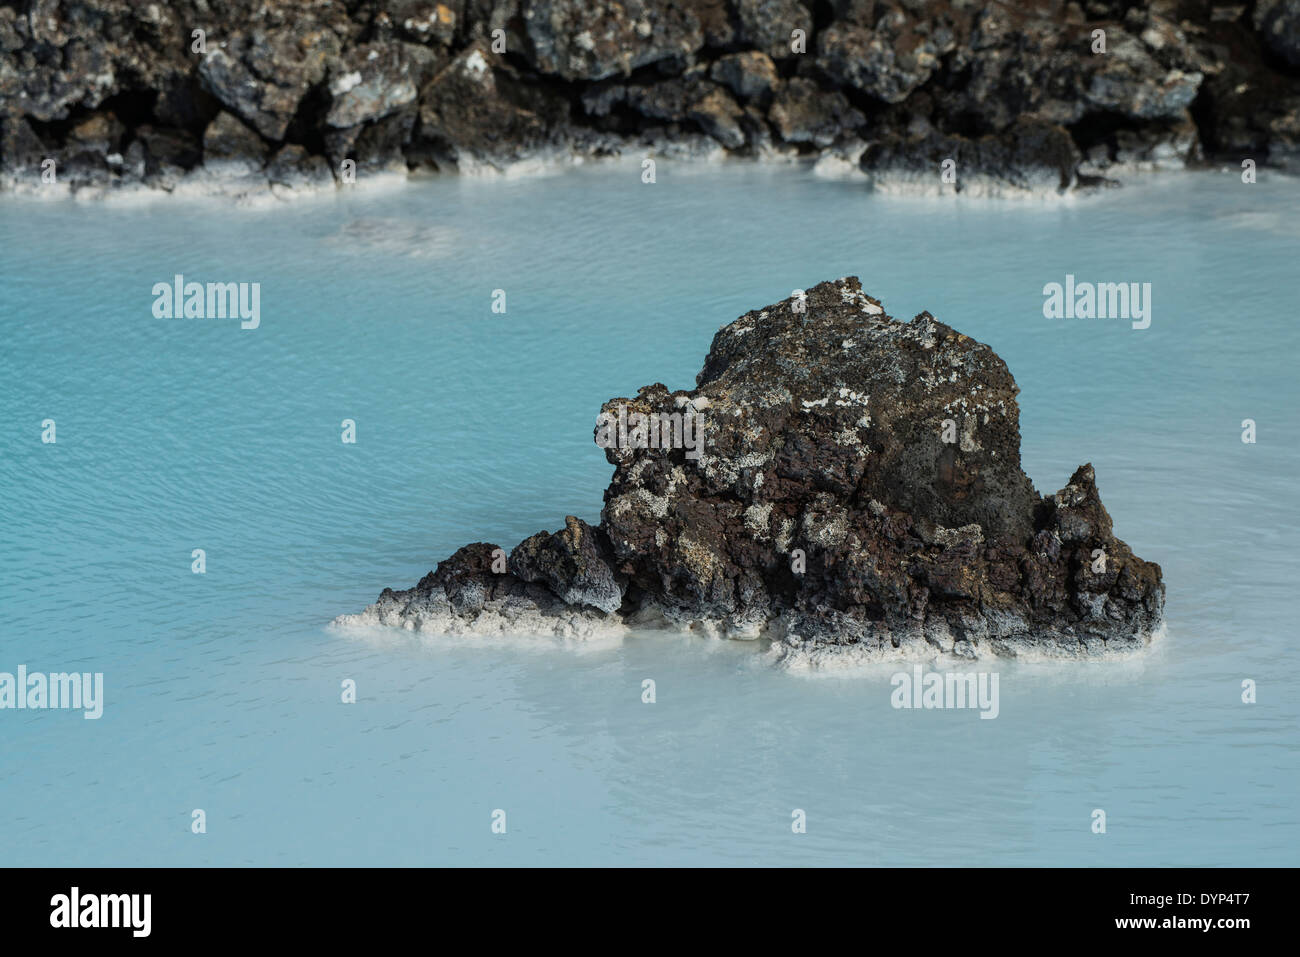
<box><xmin>337</xmin><ymin>277</ymin><xmax>1165</xmax><ymax>661</ymax></box>
<box><xmin>2</xmin><ymin>1</ymin><xmax>1298</xmax><ymax>196</ymax></box>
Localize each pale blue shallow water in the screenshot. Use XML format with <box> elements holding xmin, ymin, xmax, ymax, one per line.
<box><xmin>1</xmin><ymin>165</ymin><xmax>1297</xmax><ymax>866</ymax></box>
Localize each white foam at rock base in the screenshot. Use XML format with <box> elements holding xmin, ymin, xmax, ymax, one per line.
<box><xmin>768</xmin><ymin>619</ymin><xmax>1167</xmax><ymax>674</ymax></box>
<box><xmin>330</xmin><ymin>599</ymin><xmax>628</xmax><ymax>641</ymax></box>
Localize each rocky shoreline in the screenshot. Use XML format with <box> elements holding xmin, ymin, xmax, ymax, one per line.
<box><xmin>334</xmin><ymin>277</ymin><xmax>1166</xmax><ymax>662</ymax></box>
<box><xmin>2</xmin><ymin>1</ymin><xmax>1298</xmax><ymax>199</ymax></box>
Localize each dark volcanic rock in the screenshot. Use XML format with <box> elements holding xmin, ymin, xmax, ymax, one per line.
<box><xmin>710</xmin><ymin>51</ymin><xmax>779</xmax><ymax>101</ymax></box>
<box><xmin>324</xmin><ymin>42</ymin><xmax>420</xmax><ymax>129</ymax></box>
<box><xmin>735</xmin><ymin>0</ymin><xmax>813</xmax><ymax>62</ymax></box>
<box><xmin>3</xmin><ymin>0</ymin><xmax>1298</xmax><ymax>195</ymax></box>
<box><xmin>338</xmin><ymin>278</ymin><xmax>1165</xmax><ymax>661</ymax></box>
<box><xmin>520</xmin><ymin>0</ymin><xmax>707</xmax><ymax>80</ymax></box>
<box><xmin>136</xmin><ymin>125</ymin><xmax>203</xmax><ymax>175</ymax></box>
<box><xmin>267</xmin><ymin>144</ymin><xmax>334</xmax><ymax>191</ymax></box>
<box><xmin>863</xmin><ymin>117</ymin><xmax>1083</xmax><ymax>195</ymax></box>
<box><xmin>769</xmin><ymin>78</ymin><xmax>863</xmax><ymax>148</ymax></box>
<box><xmin>196</xmin><ymin>12</ymin><xmax>341</xmax><ymax>141</ymax></box>
<box><xmin>1255</xmin><ymin>0</ymin><xmax>1300</xmax><ymax>67</ymax></box>
<box><xmin>817</xmin><ymin>4</ymin><xmax>954</xmax><ymax>104</ymax></box>
<box><xmin>415</xmin><ymin>43</ymin><xmax>570</xmax><ymax>171</ymax></box>
<box><xmin>203</xmin><ymin>110</ymin><xmax>268</xmax><ymax>173</ymax></box>
<box><xmin>508</xmin><ymin>516</ymin><xmax>624</xmax><ymax>614</ymax></box>
<box><xmin>353</xmin><ymin>529</ymin><xmax>624</xmax><ymax>639</ymax></box>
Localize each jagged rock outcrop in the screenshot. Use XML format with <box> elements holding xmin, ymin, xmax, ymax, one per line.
<box><xmin>336</xmin><ymin>278</ymin><xmax>1165</xmax><ymax>662</ymax></box>
<box><xmin>1</xmin><ymin>1</ymin><xmax>1297</xmax><ymax>197</ymax></box>
<box><xmin>416</xmin><ymin>42</ymin><xmax>572</xmax><ymax>172</ymax></box>
<box><xmin>1256</xmin><ymin>0</ymin><xmax>1300</xmax><ymax>66</ymax></box>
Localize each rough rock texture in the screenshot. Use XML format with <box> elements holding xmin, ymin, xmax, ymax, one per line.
<box><xmin>353</xmin><ymin>537</ymin><xmax>627</xmax><ymax>639</ymax></box>
<box><xmin>336</xmin><ymin>278</ymin><xmax>1165</xmax><ymax>661</ymax></box>
<box><xmin>2</xmin><ymin>1</ymin><xmax>1297</xmax><ymax>197</ymax></box>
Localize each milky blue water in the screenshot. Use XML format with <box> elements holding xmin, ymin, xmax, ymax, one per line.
<box><xmin>2</xmin><ymin>165</ymin><xmax>1297</xmax><ymax>866</ymax></box>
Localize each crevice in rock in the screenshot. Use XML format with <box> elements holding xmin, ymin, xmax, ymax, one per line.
<box><xmin>284</xmin><ymin>81</ymin><xmax>333</xmax><ymax>155</ymax></box>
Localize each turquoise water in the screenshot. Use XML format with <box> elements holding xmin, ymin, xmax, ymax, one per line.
<box><xmin>1</xmin><ymin>166</ymin><xmax>1297</xmax><ymax>866</ymax></box>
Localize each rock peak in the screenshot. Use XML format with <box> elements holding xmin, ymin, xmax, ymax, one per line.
<box><xmin>339</xmin><ymin>280</ymin><xmax>1164</xmax><ymax>662</ymax></box>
